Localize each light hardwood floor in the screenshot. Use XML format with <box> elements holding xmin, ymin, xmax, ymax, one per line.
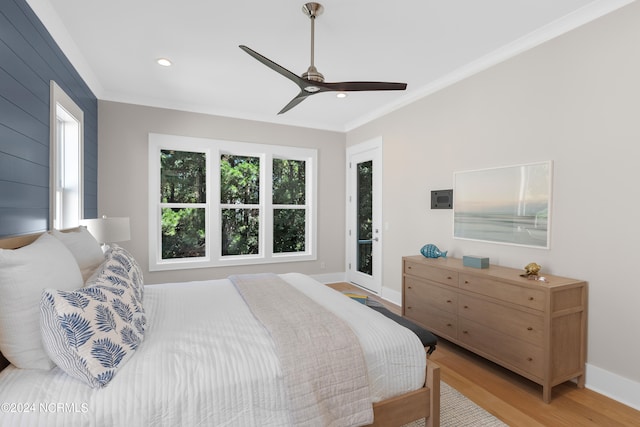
<box><xmin>327</xmin><ymin>282</ymin><xmax>640</xmax><ymax>426</ymax></box>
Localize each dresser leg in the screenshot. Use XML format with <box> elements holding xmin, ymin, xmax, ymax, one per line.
<box><xmin>542</xmin><ymin>385</ymin><xmax>552</xmax><ymax>403</ymax></box>
<box><xmin>577</xmin><ymin>374</ymin><xmax>586</xmax><ymax>389</ymax></box>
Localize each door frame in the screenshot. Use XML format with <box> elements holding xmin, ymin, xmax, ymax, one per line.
<box><xmin>346</xmin><ymin>137</ymin><xmax>383</xmax><ymax>294</ymax></box>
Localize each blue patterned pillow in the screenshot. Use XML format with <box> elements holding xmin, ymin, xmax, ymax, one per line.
<box><xmin>40</xmin><ymin>246</ymin><xmax>146</xmax><ymax>388</ymax></box>
<box><xmin>88</xmin><ymin>245</ymin><xmax>145</xmax><ymax>305</ymax></box>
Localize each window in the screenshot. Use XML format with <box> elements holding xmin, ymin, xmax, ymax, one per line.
<box><xmin>160</xmin><ymin>149</ymin><xmax>207</xmax><ymax>260</ymax></box>
<box><xmin>220</xmin><ymin>154</ymin><xmax>260</xmax><ymax>256</ymax></box>
<box><xmin>50</xmin><ymin>81</ymin><xmax>84</xmax><ymax>229</ymax></box>
<box><xmin>272</xmin><ymin>158</ymin><xmax>307</xmax><ymax>254</ymax></box>
<box><xmin>148</xmin><ymin>134</ymin><xmax>317</xmax><ymax>270</ymax></box>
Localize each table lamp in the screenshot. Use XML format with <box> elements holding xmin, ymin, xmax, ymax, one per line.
<box><xmin>79</xmin><ymin>215</ymin><xmax>130</xmax><ymax>250</ymax></box>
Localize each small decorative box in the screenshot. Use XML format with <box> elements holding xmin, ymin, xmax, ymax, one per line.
<box><xmin>463</xmin><ymin>255</ymin><xmax>489</xmax><ymax>269</ymax></box>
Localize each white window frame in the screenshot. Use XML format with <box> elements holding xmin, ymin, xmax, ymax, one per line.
<box><xmin>50</xmin><ymin>81</ymin><xmax>84</xmax><ymax>229</ymax></box>
<box><xmin>148</xmin><ymin>133</ymin><xmax>317</xmax><ymax>271</ymax></box>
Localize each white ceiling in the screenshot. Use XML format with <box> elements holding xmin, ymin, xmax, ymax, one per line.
<box><xmin>27</xmin><ymin>0</ymin><xmax>632</xmax><ymax>132</ymax></box>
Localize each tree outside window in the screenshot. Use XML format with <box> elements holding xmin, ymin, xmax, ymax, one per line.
<box><xmin>160</xmin><ymin>150</ymin><xmax>206</xmax><ymax>259</ymax></box>
<box><xmin>273</xmin><ymin>159</ymin><xmax>306</xmax><ymax>253</ymax></box>
<box><xmin>220</xmin><ymin>155</ymin><xmax>260</xmax><ymax>256</ymax></box>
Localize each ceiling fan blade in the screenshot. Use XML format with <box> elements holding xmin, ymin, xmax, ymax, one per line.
<box><xmin>278</xmin><ymin>92</ymin><xmax>311</xmax><ymax>115</ymax></box>
<box><xmin>320</xmin><ymin>81</ymin><xmax>407</xmax><ymax>92</ymax></box>
<box><xmin>239</xmin><ymin>45</ymin><xmax>304</xmax><ymax>88</ymax></box>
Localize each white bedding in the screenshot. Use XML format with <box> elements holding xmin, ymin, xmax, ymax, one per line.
<box><xmin>0</xmin><ymin>273</ymin><xmax>426</xmax><ymax>427</ymax></box>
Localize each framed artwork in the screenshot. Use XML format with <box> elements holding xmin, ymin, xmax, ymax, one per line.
<box><xmin>453</xmin><ymin>161</ymin><xmax>552</xmax><ymax>249</ymax></box>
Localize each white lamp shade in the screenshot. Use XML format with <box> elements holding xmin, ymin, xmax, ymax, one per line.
<box><xmin>80</xmin><ymin>216</ymin><xmax>130</xmax><ymax>244</ymax></box>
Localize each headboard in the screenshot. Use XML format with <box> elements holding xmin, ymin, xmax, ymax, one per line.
<box><xmin>0</xmin><ymin>232</ymin><xmax>42</xmax><ymax>250</ymax></box>
<box><xmin>0</xmin><ymin>230</ymin><xmax>69</xmax><ymax>371</ymax></box>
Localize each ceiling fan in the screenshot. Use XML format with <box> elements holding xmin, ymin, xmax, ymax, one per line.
<box><xmin>239</xmin><ymin>2</ymin><xmax>407</xmax><ymax>114</ymax></box>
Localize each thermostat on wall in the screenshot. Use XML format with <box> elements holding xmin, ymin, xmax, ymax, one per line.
<box><xmin>431</xmin><ymin>189</ymin><xmax>453</xmax><ymax>209</ymax></box>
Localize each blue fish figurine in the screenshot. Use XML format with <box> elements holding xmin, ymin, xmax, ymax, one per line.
<box><xmin>420</xmin><ymin>244</ymin><xmax>448</xmax><ymax>259</ymax></box>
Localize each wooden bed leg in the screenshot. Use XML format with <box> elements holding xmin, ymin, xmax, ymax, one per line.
<box><xmin>426</xmin><ymin>360</ymin><xmax>441</xmax><ymax>427</ymax></box>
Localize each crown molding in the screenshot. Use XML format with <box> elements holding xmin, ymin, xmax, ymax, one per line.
<box><xmin>344</xmin><ymin>0</ymin><xmax>636</xmax><ymax>132</ymax></box>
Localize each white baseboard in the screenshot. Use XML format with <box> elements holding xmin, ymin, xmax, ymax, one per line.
<box><xmin>310</xmin><ymin>272</ymin><xmax>347</xmax><ymax>284</ymax></box>
<box><xmin>586</xmin><ymin>363</ymin><xmax>640</xmax><ymax>410</ymax></box>
<box><xmin>380</xmin><ymin>286</ymin><xmax>402</xmax><ymax>307</ymax></box>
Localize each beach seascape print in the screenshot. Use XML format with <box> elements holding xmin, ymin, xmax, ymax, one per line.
<box><xmin>453</xmin><ymin>161</ymin><xmax>552</xmax><ymax>248</ymax></box>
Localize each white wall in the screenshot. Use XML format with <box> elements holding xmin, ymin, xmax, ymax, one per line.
<box><xmin>347</xmin><ymin>1</ymin><xmax>640</xmax><ymax>408</ymax></box>
<box><xmin>97</xmin><ymin>101</ymin><xmax>346</xmax><ymax>284</ymax></box>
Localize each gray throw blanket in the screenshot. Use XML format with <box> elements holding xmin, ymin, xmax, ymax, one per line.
<box><xmin>230</xmin><ymin>273</ymin><xmax>373</xmax><ymax>427</ymax></box>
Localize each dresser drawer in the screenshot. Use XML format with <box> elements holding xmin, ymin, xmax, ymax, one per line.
<box><xmin>459</xmin><ymin>319</ymin><xmax>544</xmax><ymax>379</ymax></box>
<box><xmin>405</xmin><ymin>306</ymin><xmax>457</xmax><ymax>341</ymax></box>
<box><xmin>459</xmin><ymin>274</ymin><xmax>545</xmax><ymax>310</ymax></box>
<box><xmin>458</xmin><ymin>294</ymin><xmax>543</xmax><ymax>346</ymax></box>
<box><xmin>404</xmin><ymin>261</ymin><xmax>458</xmax><ymax>287</ymax></box>
<box><xmin>405</xmin><ymin>277</ymin><xmax>457</xmax><ymax>314</ymax></box>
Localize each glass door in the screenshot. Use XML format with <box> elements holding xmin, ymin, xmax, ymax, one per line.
<box><xmin>347</xmin><ymin>140</ymin><xmax>382</xmax><ymax>294</ymax></box>
<box><xmin>356</xmin><ymin>160</ymin><xmax>374</xmax><ymax>276</ymax></box>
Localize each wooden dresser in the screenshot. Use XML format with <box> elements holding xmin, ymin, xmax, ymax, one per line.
<box><xmin>402</xmin><ymin>255</ymin><xmax>587</xmax><ymax>402</ymax></box>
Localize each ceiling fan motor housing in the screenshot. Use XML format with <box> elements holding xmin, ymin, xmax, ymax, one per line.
<box><xmin>302</xmin><ymin>66</ymin><xmax>324</xmax><ymax>84</ymax></box>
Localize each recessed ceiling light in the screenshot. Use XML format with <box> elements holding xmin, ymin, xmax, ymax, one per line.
<box><xmin>336</xmin><ymin>92</ymin><xmax>347</xmax><ymax>99</ymax></box>
<box><xmin>156</xmin><ymin>58</ymin><xmax>172</xmax><ymax>67</ymax></box>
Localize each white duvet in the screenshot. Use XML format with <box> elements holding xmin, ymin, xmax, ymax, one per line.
<box><xmin>0</xmin><ymin>273</ymin><xmax>426</xmax><ymax>427</ymax></box>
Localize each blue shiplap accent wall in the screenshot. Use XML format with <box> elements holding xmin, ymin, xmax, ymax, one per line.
<box><xmin>0</xmin><ymin>0</ymin><xmax>97</xmax><ymax>237</ymax></box>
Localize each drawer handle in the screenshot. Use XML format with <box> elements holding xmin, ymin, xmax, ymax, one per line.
<box><xmin>447</xmin><ymin>276</ymin><xmax>453</xmax><ymax>280</ymax></box>
<box><xmin>527</xmin><ymin>327</ymin><xmax>533</xmax><ymax>331</ymax></box>
<box><xmin>462</xmin><ymin>330</ymin><xmax>469</xmax><ymax>334</ymax></box>
<box><xmin>408</xmin><ymin>286</ymin><xmax>412</xmax><ymax>289</ymax></box>
<box><xmin>408</xmin><ymin>266</ymin><xmax>412</xmax><ymax>269</ymax></box>
<box><xmin>464</xmin><ymin>280</ymin><xmax>469</xmax><ymax>284</ymax></box>
<box><xmin>527</xmin><ymin>357</ymin><xmax>533</xmax><ymax>362</ymax></box>
<box><xmin>463</xmin><ymin>305</ymin><xmax>469</xmax><ymax>309</ymax></box>
<box><xmin>528</xmin><ymin>296</ymin><xmax>534</xmax><ymax>301</ymax></box>
<box><xmin>407</xmin><ymin>306</ymin><xmax>412</xmax><ymax>310</ymax></box>
<box><xmin>446</xmin><ymin>323</ymin><xmax>452</xmax><ymax>327</ymax></box>
<box><xmin>446</xmin><ymin>299</ymin><xmax>452</xmax><ymax>303</ymax></box>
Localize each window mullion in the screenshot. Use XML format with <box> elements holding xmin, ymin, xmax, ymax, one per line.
<box><xmin>204</xmin><ymin>147</ymin><xmax>213</xmax><ymax>263</ymax></box>
<box><xmin>211</xmin><ymin>147</ymin><xmax>221</xmax><ymax>262</ymax></box>
<box><xmin>306</xmin><ymin>155</ymin><xmax>313</xmax><ymax>257</ymax></box>
<box><xmin>219</xmin><ymin>203</ymin><xmax>259</xmax><ymax>209</ymax></box>
<box><xmin>264</xmin><ymin>153</ymin><xmax>273</xmax><ymax>259</ymax></box>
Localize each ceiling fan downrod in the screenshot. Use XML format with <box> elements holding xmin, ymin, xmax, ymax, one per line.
<box><xmin>301</xmin><ymin>2</ymin><xmax>324</xmax><ymax>85</ymax></box>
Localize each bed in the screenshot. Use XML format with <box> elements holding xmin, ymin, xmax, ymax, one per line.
<box><xmin>0</xmin><ymin>229</ymin><xmax>440</xmax><ymax>427</ymax></box>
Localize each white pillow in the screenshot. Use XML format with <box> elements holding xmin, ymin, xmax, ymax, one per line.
<box><xmin>40</xmin><ymin>245</ymin><xmax>146</xmax><ymax>388</ymax></box>
<box><xmin>50</xmin><ymin>227</ymin><xmax>105</xmax><ymax>282</ymax></box>
<box><xmin>0</xmin><ymin>233</ymin><xmax>84</xmax><ymax>369</ymax></box>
